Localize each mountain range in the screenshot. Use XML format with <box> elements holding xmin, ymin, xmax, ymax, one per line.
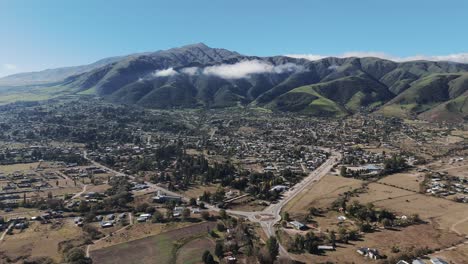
<box><xmin>0</xmin><ymin>43</ymin><xmax>467</xmax><ymax>122</ymax></box>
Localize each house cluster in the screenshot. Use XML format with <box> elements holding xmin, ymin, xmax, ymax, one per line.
<box><xmin>425</xmin><ymin>173</ymin><xmax>468</xmax><ymax>202</ymax></box>
<box><xmin>356</xmin><ymin>247</ymin><xmax>381</xmax><ymax>260</ymax></box>
<box><xmin>397</xmin><ymin>257</ymin><xmax>449</xmax><ymax>264</ymax></box>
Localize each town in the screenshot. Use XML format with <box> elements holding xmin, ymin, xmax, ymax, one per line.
<box><xmin>0</xmin><ymin>98</ymin><xmax>467</xmax><ymax>264</ymax></box>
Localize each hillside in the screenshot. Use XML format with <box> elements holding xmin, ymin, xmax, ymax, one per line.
<box><xmin>1</xmin><ymin>43</ymin><xmax>467</xmax><ymax>122</ymax></box>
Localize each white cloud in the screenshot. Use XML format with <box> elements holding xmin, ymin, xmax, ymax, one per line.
<box><xmin>3</xmin><ymin>63</ymin><xmax>17</xmax><ymax>70</ymax></box>
<box><xmin>286</xmin><ymin>52</ymin><xmax>468</xmax><ymax>63</ymax></box>
<box><xmin>202</xmin><ymin>60</ymin><xmax>304</xmax><ymax>79</ymax></box>
<box><xmin>180</xmin><ymin>67</ymin><xmax>199</xmax><ymax>75</ymax></box>
<box><xmin>153</xmin><ymin>67</ymin><xmax>178</xmax><ymax>77</ymax></box>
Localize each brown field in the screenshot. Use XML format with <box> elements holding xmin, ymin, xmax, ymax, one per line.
<box><xmin>179</xmin><ymin>184</ymin><xmax>220</xmax><ymax>199</ymax></box>
<box><xmin>430</xmin><ymin>242</ymin><xmax>468</xmax><ymax>264</ymax></box>
<box><xmin>0</xmin><ymin>162</ymin><xmax>40</xmax><ymax>174</ymax></box>
<box><xmin>175</xmin><ymin>237</ymin><xmax>215</xmax><ymax>264</ymax></box>
<box><xmin>90</xmin><ymin>221</ymin><xmax>194</xmax><ymax>250</ymax></box>
<box><xmin>291</xmin><ymin>223</ymin><xmax>462</xmax><ymax>264</ymax></box>
<box><xmin>228</xmin><ymin>196</ymin><xmax>267</xmax><ymax>212</ymax></box>
<box><xmin>283</xmin><ymin>174</ymin><xmax>363</xmax><ymax>215</ymax></box>
<box><xmin>0</xmin><ymin>220</ymin><xmax>83</xmax><ymax>262</ymax></box>
<box><xmin>378</xmin><ymin>171</ymin><xmax>425</xmax><ymax>192</ymax></box>
<box><xmin>90</xmin><ymin>222</ymin><xmax>216</xmax><ymax>264</ymax></box>
<box><xmin>351</xmin><ymin>183</ymin><xmax>468</xmax><ymax>235</ymax></box>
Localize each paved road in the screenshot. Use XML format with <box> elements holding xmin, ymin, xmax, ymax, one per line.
<box><xmin>224</xmin><ymin>151</ymin><xmax>341</xmax><ymax>257</ymax></box>
<box><xmin>82</xmin><ymin>149</ymin><xmax>341</xmax><ymax>258</ymax></box>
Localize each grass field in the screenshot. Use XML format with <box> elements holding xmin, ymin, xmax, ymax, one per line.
<box><xmin>351</xmin><ymin>183</ymin><xmax>468</xmax><ymax>234</ymax></box>
<box><xmin>378</xmin><ymin>172</ymin><xmax>424</xmax><ymax>192</ymax></box>
<box><xmin>283</xmin><ymin>174</ymin><xmax>363</xmax><ymax>216</ymax></box>
<box><xmin>0</xmin><ymin>220</ymin><xmax>83</xmax><ymax>262</ymax></box>
<box><xmin>90</xmin><ymin>222</ymin><xmax>216</xmax><ymax>264</ymax></box>
<box><xmin>175</xmin><ymin>237</ymin><xmax>215</xmax><ymax>264</ymax></box>
<box><xmin>0</xmin><ymin>162</ymin><xmax>40</xmax><ymax>174</ymax></box>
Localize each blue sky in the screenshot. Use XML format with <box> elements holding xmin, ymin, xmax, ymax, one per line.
<box><xmin>1</xmin><ymin>0</ymin><xmax>467</xmax><ymax>77</ymax></box>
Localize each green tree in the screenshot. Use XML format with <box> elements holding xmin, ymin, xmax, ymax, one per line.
<box><xmin>266</xmin><ymin>236</ymin><xmax>279</xmax><ymax>261</ymax></box>
<box><xmin>215</xmin><ymin>241</ymin><xmax>224</xmax><ymax>258</ymax></box>
<box><xmin>340</xmin><ymin>166</ymin><xmax>347</xmax><ymax>177</ymax></box>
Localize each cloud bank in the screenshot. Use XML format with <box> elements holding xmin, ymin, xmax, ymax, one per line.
<box><xmin>150</xmin><ymin>60</ymin><xmax>305</xmax><ymax>79</ymax></box>
<box><xmin>199</xmin><ymin>60</ymin><xmax>304</xmax><ymax>79</ymax></box>
<box><xmin>153</xmin><ymin>67</ymin><xmax>178</xmax><ymax>77</ymax></box>
<box><xmin>286</xmin><ymin>52</ymin><xmax>468</xmax><ymax>64</ymax></box>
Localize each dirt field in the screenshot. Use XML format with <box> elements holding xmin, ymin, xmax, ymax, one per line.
<box><xmin>291</xmin><ymin>223</ymin><xmax>462</xmax><ymax>264</ymax></box>
<box><xmin>90</xmin><ymin>222</ymin><xmax>194</xmax><ymax>250</ymax></box>
<box><xmin>179</xmin><ymin>184</ymin><xmax>220</xmax><ymax>199</ymax></box>
<box><xmin>351</xmin><ymin>183</ymin><xmax>468</xmax><ymax>235</ymax></box>
<box><xmin>0</xmin><ymin>162</ymin><xmax>40</xmax><ymax>174</ymax></box>
<box><xmin>378</xmin><ymin>171</ymin><xmax>425</xmax><ymax>192</ymax></box>
<box><xmin>90</xmin><ymin>222</ymin><xmax>216</xmax><ymax>264</ymax></box>
<box><xmin>175</xmin><ymin>237</ymin><xmax>215</xmax><ymax>264</ymax></box>
<box><xmin>430</xmin><ymin>242</ymin><xmax>468</xmax><ymax>264</ymax></box>
<box><xmin>0</xmin><ymin>220</ymin><xmax>83</xmax><ymax>262</ymax></box>
<box><xmin>283</xmin><ymin>174</ymin><xmax>363</xmax><ymax>215</ymax></box>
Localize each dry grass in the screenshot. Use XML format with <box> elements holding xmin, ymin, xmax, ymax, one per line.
<box><xmin>179</xmin><ymin>184</ymin><xmax>220</xmax><ymax>199</ymax></box>
<box><xmin>0</xmin><ymin>163</ymin><xmax>40</xmax><ymax>174</ymax></box>
<box><xmin>431</xmin><ymin>243</ymin><xmax>468</xmax><ymax>264</ymax></box>
<box><xmin>378</xmin><ymin>171</ymin><xmax>425</xmax><ymax>192</ymax></box>
<box><xmin>90</xmin><ymin>222</ymin><xmax>216</xmax><ymax>264</ymax></box>
<box><xmin>352</xmin><ymin>183</ymin><xmax>468</xmax><ymax>235</ymax></box>
<box><xmin>291</xmin><ymin>223</ymin><xmax>461</xmax><ymax>264</ymax></box>
<box><xmin>1</xmin><ymin>220</ymin><xmax>83</xmax><ymax>262</ymax></box>
<box><xmin>283</xmin><ymin>174</ymin><xmax>363</xmax><ymax>215</ymax></box>
<box><xmin>90</xmin><ymin>222</ymin><xmax>193</xmax><ymax>250</ymax></box>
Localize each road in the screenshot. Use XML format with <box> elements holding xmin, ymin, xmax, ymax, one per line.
<box><xmin>0</xmin><ymin>223</ymin><xmax>13</xmax><ymax>242</ymax></box>
<box><xmin>225</xmin><ymin>151</ymin><xmax>341</xmax><ymax>257</ymax></box>
<box><xmin>72</xmin><ymin>184</ymin><xmax>88</xmax><ymax>199</ymax></box>
<box><xmin>82</xmin><ymin>149</ymin><xmax>341</xmax><ymax>259</ymax></box>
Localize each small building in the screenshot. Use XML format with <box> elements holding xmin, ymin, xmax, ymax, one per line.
<box><xmin>270</xmin><ymin>185</ymin><xmax>288</xmax><ymax>192</ymax></box>
<box><xmin>152</xmin><ymin>191</ymin><xmax>181</xmax><ymax>203</ymax></box>
<box><xmin>412</xmin><ymin>259</ymin><xmax>425</xmax><ymax>264</ymax></box>
<box><xmin>430</xmin><ymin>258</ymin><xmax>448</xmax><ymax>264</ymax></box>
<box><xmin>318</xmin><ymin>245</ymin><xmax>335</xmax><ymax>251</ymax></box>
<box><xmin>357</xmin><ymin>247</ymin><xmax>381</xmax><ymax>260</ymax></box>
<box><xmin>289</xmin><ymin>221</ymin><xmax>307</xmax><ymax>230</ymax></box>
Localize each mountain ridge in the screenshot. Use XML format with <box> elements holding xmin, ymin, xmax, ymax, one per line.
<box><xmin>0</xmin><ymin>43</ymin><xmax>467</xmax><ymax>122</ymax></box>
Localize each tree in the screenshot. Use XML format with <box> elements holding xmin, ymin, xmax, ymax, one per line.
<box><xmin>340</xmin><ymin>166</ymin><xmax>347</xmax><ymax>177</ymax></box>
<box><xmin>201</xmin><ymin>211</ymin><xmax>210</xmax><ymax>220</ymax></box>
<box><xmin>182</xmin><ymin>208</ymin><xmax>191</xmax><ymax>220</ymax></box>
<box><xmin>152</xmin><ymin>210</ymin><xmax>164</xmax><ymax>223</ymax></box>
<box><xmin>215</xmin><ymin>241</ymin><xmax>224</xmax><ymax>258</ymax></box>
<box><xmin>329</xmin><ymin>231</ymin><xmax>336</xmax><ymax>247</ymax></box>
<box><xmin>266</xmin><ymin>236</ymin><xmax>279</xmax><ymax>261</ymax></box>
<box><xmin>189</xmin><ymin>197</ymin><xmax>197</xmax><ymax>206</ymax></box>
<box><xmin>282</xmin><ymin>211</ymin><xmax>290</xmax><ymax>221</ymax></box>
<box><xmin>202</xmin><ymin>250</ymin><xmax>215</xmax><ymax>264</ymax></box>
<box><xmin>219</xmin><ymin>209</ymin><xmax>228</xmax><ymax>219</ymax></box>
<box><xmin>64</xmin><ymin>248</ymin><xmax>92</xmax><ymax>264</ymax></box>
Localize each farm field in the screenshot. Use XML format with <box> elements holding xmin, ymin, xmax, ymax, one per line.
<box><xmin>90</xmin><ymin>222</ymin><xmax>216</xmax><ymax>264</ymax></box>
<box><xmin>0</xmin><ymin>163</ymin><xmax>40</xmax><ymax>174</ymax></box>
<box><xmin>430</xmin><ymin>242</ymin><xmax>468</xmax><ymax>264</ymax></box>
<box><xmin>179</xmin><ymin>184</ymin><xmax>220</xmax><ymax>199</ymax></box>
<box><xmin>90</xmin><ymin>221</ymin><xmax>195</xmax><ymax>250</ymax></box>
<box><xmin>283</xmin><ymin>174</ymin><xmax>363</xmax><ymax>216</ymax></box>
<box><xmin>377</xmin><ymin>171</ymin><xmax>425</xmax><ymax>192</ymax></box>
<box><xmin>290</xmin><ymin>223</ymin><xmax>461</xmax><ymax>264</ymax></box>
<box><xmin>0</xmin><ymin>220</ymin><xmax>83</xmax><ymax>263</ymax></box>
<box><xmin>351</xmin><ymin>183</ymin><xmax>468</xmax><ymax>234</ymax></box>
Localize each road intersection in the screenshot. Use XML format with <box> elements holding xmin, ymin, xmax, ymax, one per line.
<box><xmin>82</xmin><ymin>150</ymin><xmax>341</xmax><ymax>258</ymax></box>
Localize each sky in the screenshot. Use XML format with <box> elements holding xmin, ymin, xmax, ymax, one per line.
<box><xmin>1</xmin><ymin>0</ymin><xmax>468</xmax><ymax>77</ymax></box>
